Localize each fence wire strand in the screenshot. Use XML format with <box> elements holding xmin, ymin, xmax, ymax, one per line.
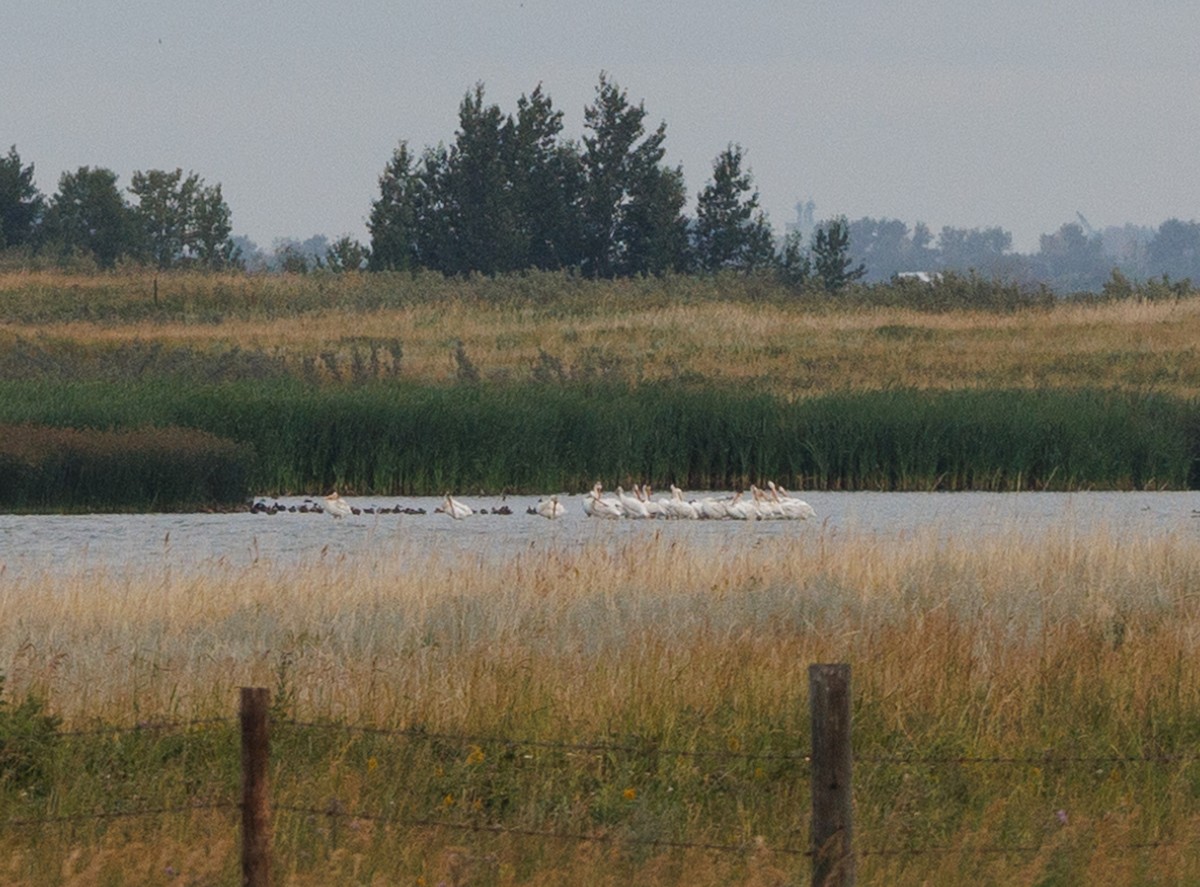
<box><xmin>274</xmin><ymin>803</ymin><xmax>813</xmax><ymax>857</ymax></box>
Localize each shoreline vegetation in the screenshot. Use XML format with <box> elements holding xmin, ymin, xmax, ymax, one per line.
<box><xmin>2</xmin><ymin>270</ymin><xmax>1200</xmax><ymax>509</ymax></box>
<box><xmin>5</xmin><ymin>271</ymin><xmax>1200</xmax><ymax>881</ymax></box>
<box><xmin>3</xmin><ymin>529</ymin><xmax>1200</xmax><ymax>883</ymax></box>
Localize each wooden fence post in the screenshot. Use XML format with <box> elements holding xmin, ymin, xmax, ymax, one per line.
<box><xmin>240</xmin><ymin>687</ymin><xmax>272</xmax><ymax>887</ymax></box>
<box><xmin>809</xmin><ymin>663</ymin><xmax>854</xmax><ymax>887</ymax></box>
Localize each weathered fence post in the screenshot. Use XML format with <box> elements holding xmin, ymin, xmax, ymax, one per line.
<box><xmin>809</xmin><ymin>663</ymin><xmax>854</xmax><ymax>887</ymax></box>
<box><xmin>240</xmin><ymin>687</ymin><xmax>272</xmax><ymax>887</ymax></box>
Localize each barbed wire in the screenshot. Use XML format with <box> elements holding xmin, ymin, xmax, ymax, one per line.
<box><xmin>856</xmin><ymin>752</ymin><xmax>1200</xmax><ymax>766</ymax></box>
<box><xmin>275</xmin><ymin>802</ymin><xmax>813</xmax><ymax>857</ymax></box>
<box><xmin>3</xmin><ymin>800</ymin><xmax>236</xmax><ymax>829</ymax></box>
<box><xmin>276</xmin><ymin>720</ymin><xmax>1200</xmax><ymax>769</ymax></box>
<box><xmin>56</xmin><ymin>717</ymin><xmax>234</xmax><ymax>738</ymax></box>
<box><xmin>278</xmin><ymin>719</ymin><xmax>811</xmax><ymax>763</ymax></box>
<box><xmin>34</xmin><ymin>717</ymin><xmax>1200</xmax><ymax>770</ymax></box>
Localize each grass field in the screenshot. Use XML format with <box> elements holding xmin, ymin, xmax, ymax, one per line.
<box><xmin>2</xmin><ymin>270</ymin><xmax>1200</xmax><ymax>505</ymax></box>
<box><xmin>4</xmin><ymin>270</ymin><xmax>1200</xmax><ymax>883</ymax></box>
<box><xmin>2</xmin><ymin>528</ymin><xmax>1199</xmax><ymax>884</ymax></box>
<box><xmin>2</xmin><ymin>269</ymin><xmax>1199</xmax><ymax>396</ymax></box>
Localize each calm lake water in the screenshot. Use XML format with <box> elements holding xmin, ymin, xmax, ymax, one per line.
<box><xmin>2</xmin><ymin>491</ymin><xmax>1199</xmax><ymax>579</ymax></box>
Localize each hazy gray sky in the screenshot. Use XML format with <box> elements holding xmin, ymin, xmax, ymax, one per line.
<box><xmin>7</xmin><ymin>1</ymin><xmax>1198</xmax><ymax>253</ymax></box>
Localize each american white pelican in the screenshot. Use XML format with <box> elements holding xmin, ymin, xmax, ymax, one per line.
<box><xmin>751</xmin><ymin>485</ymin><xmax>784</xmax><ymax>520</ymax></box>
<box><xmin>581</xmin><ymin>482</ymin><xmax>603</xmax><ymax>517</ymax></box>
<box><xmin>638</xmin><ymin>485</ymin><xmax>667</xmax><ymax>519</ymax></box>
<box><xmin>665</xmin><ymin>485</ymin><xmax>699</xmax><ymax>520</ymax></box>
<box><xmin>437</xmin><ymin>493</ymin><xmax>474</xmax><ymax>520</ymax></box>
<box><xmin>725</xmin><ymin>491</ymin><xmax>758</xmax><ymax>520</ymax></box>
<box><xmin>323</xmin><ymin>491</ymin><xmax>353</xmax><ymax>518</ymax></box>
<box><xmin>536</xmin><ymin>495</ymin><xmax>566</xmax><ymax>519</ymax></box>
<box><xmin>698</xmin><ymin>495</ymin><xmax>730</xmax><ymax>520</ymax></box>
<box><xmin>583</xmin><ymin>482</ymin><xmax>624</xmax><ymax>519</ymax></box>
<box><xmin>769</xmin><ymin>481</ymin><xmax>817</xmax><ymax>520</ymax></box>
<box><xmin>617</xmin><ymin>486</ymin><xmax>650</xmax><ymax>519</ymax></box>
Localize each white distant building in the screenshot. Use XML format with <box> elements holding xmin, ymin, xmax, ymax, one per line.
<box><xmin>896</xmin><ymin>271</ymin><xmax>940</xmax><ymax>284</ymax></box>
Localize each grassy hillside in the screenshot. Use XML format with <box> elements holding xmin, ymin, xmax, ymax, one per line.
<box><xmin>2</xmin><ymin>270</ymin><xmax>1199</xmax><ymax>506</ymax></box>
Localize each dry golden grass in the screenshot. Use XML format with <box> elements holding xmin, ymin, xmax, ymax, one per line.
<box><xmin>5</xmin><ymin>525</ymin><xmax>1200</xmax><ymax>883</ymax></box>
<box><xmin>4</xmin><ymin>270</ymin><xmax>1200</xmax><ymax>395</ymax></box>
<box><xmin>5</xmin><ymin>525</ymin><xmax>1200</xmax><ymax>729</ymax></box>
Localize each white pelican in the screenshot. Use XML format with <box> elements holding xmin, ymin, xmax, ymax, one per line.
<box><xmin>769</xmin><ymin>482</ymin><xmax>817</xmax><ymax>520</ymax></box>
<box><xmin>536</xmin><ymin>495</ymin><xmax>566</xmax><ymax>519</ymax></box>
<box><xmin>581</xmin><ymin>482</ymin><xmax>603</xmax><ymax>517</ymax></box>
<box><xmin>698</xmin><ymin>495</ymin><xmax>730</xmax><ymax>520</ymax></box>
<box><xmin>437</xmin><ymin>493</ymin><xmax>474</xmax><ymax>520</ymax></box>
<box><xmin>591</xmin><ymin>489</ymin><xmax>625</xmax><ymax>519</ymax></box>
<box><xmin>751</xmin><ymin>485</ymin><xmax>784</xmax><ymax>520</ymax></box>
<box><xmin>665</xmin><ymin>485</ymin><xmax>699</xmax><ymax>520</ymax></box>
<box><xmin>725</xmin><ymin>491</ymin><xmax>758</xmax><ymax>520</ymax></box>
<box><xmin>583</xmin><ymin>482</ymin><xmax>624</xmax><ymax>519</ymax></box>
<box><xmin>617</xmin><ymin>486</ymin><xmax>650</xmax><ymax>519</ymax></box>
<box><xmin>323</xmin><ymin>491</ymin><xmax>353</xmax><ymax>519</ymax></box>
<box><xmin>638</xmin><ymin>484</ymin><xmax>667</xmax><ymax>519</ymax></box>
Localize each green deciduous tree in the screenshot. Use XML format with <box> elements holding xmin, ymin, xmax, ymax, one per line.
<box><xmin>1037</xmin><ymin>222</ymin><xmax>1108</xmax><ymax>292</ymax></box>
<box><xmin>1146</xmin><ymin>218</ymin><xmax>1200</xmax><ymax>282</ymax></box>
<box><xmin>0</xmin><ymin>146</ymin><xmax>44</xmax><ymax>249</ymax></box>
<box><xmin>693</xmin><ymin>144</ymin><xmax>776</xmax><ymax>273</ymax></box>
<box><xmin>42</xmin><ymin>166</ymin><xmax>134</xmax><ymax>268</ymax></box>
<box><xmin>128</xmin><ymin>168</ymin><xmax>235</xmax><ymax>269</ymax></box>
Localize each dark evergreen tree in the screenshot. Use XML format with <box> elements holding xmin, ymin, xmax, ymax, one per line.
<box><xmin>443</xmin><ymin>84</ymin><xmax>522</xmax><ymax>274</ymax></box>
<box><xmin>693</xmin><ymin>144</ymin><xmax>775</xmax><ymax>273</ymax></box>
<box><xmin>812</xmin><ymin>217</ymin><xmax>866</xmax><ymax>292</ymax></box>
<box><xmin>0</xmin><ymin>145</ymin><xmax>44</xmax><ymax>249</ymax></box>
<box><xmin>776</xmin><ymin>230</ymin><xmax>813</xmax><ymax>289</ymax></box>
<box><xmin>579</xmin><ymin>73</ymin><xmax>687</xmax><ymax>277</ymax></box>
<box><xmin>508</xmin><ymin>85</ymin><xmax>584</xmax><ymax>270</ymax></box>
<box><xmin>368</xmin><ymin>141</ymin><xmax>422</xmax><ymax>271</ymax></box>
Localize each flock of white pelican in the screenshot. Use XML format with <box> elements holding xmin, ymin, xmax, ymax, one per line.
<box><xmin>580</xmin><ymin>481</ymin><xmax>815</xmax><ymax>521</ymax></box>
<box><xmin>310</xmin><ymin>483</ymin><xmax>816</xmax><ymax>522</ymax></box>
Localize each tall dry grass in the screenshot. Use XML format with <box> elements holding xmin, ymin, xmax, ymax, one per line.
<box><xmin>3</xmin><ymin>527</ymin><xmax>1200</xmax><ymax>883</ymax></box>
<box><xmin>3</xmin><ymin>270</ymin><xmax>1200</xmax><ymax>396</ymax></box>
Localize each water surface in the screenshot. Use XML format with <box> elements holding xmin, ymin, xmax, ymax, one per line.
<box><xmin>3</xmin><ymin>491</ymin><xmax>1198</xmax><ymax>580</ymax></box>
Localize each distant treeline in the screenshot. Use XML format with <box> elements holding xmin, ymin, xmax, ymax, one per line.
<box><xmin>4</xmin><ymin>74</ymin><xmax>1199</xmax><ymax>292</ymax></box>
<box><xmin>0</xmin><ymin>380</ymin><xmax>1195</xmax><ymax>509</ymax></box>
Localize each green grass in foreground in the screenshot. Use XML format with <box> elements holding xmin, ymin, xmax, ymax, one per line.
<box><xmin>0</xmin><ymin>380</ymin><xmax>1195</xmax><ymax>507</ymax></box>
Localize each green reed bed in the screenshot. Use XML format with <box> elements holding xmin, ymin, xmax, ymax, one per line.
<box><xmin>0</xmin><ymin>423</ymin><xmax>254</xmax><ymax>511</ymax></box>
<box><xmin>0</xmin><ymin>380</ymin><xmax>1194</xmax><ymax>507</ymax></box>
